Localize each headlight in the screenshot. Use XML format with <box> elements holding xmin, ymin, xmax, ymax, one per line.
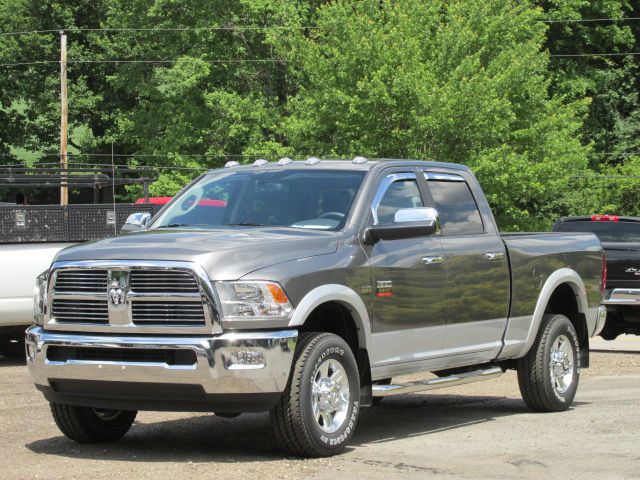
<box><xmin>215</xmin><ymin>281</ymin><xmax>294</xmax><ymax>320</ymax></box>
<box><xmin>33</xmin><ymin>270</ymin><xmax>49</xmax><ymax>325</ymax></box>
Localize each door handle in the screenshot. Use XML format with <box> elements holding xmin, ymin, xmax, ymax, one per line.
<box><xmin>485</xmin><ymin>252</ymin><xmax>505</xmax><ymax>261</ymax></box>
<box><xmin>422</xmin><ymin>256</ymin><xmax>443</xmax><ymax>265</ymax></box>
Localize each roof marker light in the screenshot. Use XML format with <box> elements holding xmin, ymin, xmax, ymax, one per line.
<box><xmin>352</xmin><ymin>156</ymin><xmax>368</xmax><ymax>164</ymax></box>
<box><xmin>277</xmin><ymin>157</ymin><xmax>293</xmax><ymax>165</ymax></box>
<box><xmin>224</xmin><ymin>161</ymin><xmax>240</xmax><ymax>168</ymax></box>
<box><xmin>253</xmin><ymin>159</ymin><xmax>269</xmax><ymax>167</ymax></box>
<box><xmin>305</xmin><ymin>157</ymin><xmax>321</xmax><ymax>165</ymax></box>
<box><xmin>592</xmin><ymin>214</ymin><xmax>619</xmax><ymax>222</ymax></box>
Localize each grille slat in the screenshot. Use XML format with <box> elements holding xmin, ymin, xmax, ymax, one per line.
<box><xmin>130</xmin><ymin>270</ymin><xmax>199</xmax><ymax>294</ymax></box>
<box><xmin>52</xmin><ymin>299</ymin><xmax>108</xmax><ymax>324</ymax></box>
<box><xmin>55</xmin><ymin>270</ymin><xmax>108</xmax><ymax>293</ymax></box>
<box><xmin>132</xmin><ymin>300</ymin><xmax>205</xmax><ymax>326</ymax></box>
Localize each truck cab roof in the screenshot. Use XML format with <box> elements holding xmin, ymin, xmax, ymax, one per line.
<box><xmin>209</xmin><ymin>158</ymin><xmax>471</xmax><ymax>174</ymax></box>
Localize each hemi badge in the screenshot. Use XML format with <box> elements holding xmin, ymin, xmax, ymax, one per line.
<box><xmin>376</xmin><ymin>280</ymin><xmax>393</xmax><ymax>297</ymax></box>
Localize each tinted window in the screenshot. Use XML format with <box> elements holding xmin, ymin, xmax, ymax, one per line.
<box><xmin>376</xmin><ymin>178</ymin><xmax>424</xmax><ymax>224</ymax></box>
<box><xmin>154</xmin><ymin>170</ymin><xmax>365</xmax><ymax>231</ymax></box>
<box><xmin>555</xmin><ymin>221</ymin><xmax>640</xmax><ymax>243</ymax></box>
<box><xmin>426</xmin><ymin>179</ymin><xmax>483</xmax><ymax>235</ymax></box>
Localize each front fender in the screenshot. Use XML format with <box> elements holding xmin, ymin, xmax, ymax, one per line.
<box><xmin>288</xmin><ymin>284</ymin><xmax>372</xmax><ymax>352</ymax></box>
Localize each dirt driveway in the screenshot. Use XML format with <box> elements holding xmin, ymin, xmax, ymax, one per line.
<box><xmin>1</xmin><ymin>336</ymin><xmax>638</xmax><ymax>480</ymax></box>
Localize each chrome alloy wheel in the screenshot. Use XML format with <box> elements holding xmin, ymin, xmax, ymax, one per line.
<box><xmin>549</xmin><ymin>334</ymin><xmax>575</xmax><ymax>394</ymax></box>
<box><xmin>311</xmin><ymin>358</ymin><xmax>351</xmax><ymax>434</ymax></box>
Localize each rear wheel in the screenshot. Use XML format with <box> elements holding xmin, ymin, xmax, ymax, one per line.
<box><xmin>271</xmin><ymin>332</ymin><xmax>360</xmax><ymax>457</ymax></box>
<box><xmin>50</xmin><ymin>403</ymin><xmax>137</xmax><ymax>443</ymax></box>
<box><xmin>517</xmin><ymin>314</ymin><xmax>580</xmax><ymax>412</ymax></box>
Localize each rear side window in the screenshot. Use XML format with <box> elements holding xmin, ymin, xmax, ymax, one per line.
<box><xmin>426</xmin><ymin>178</ymin><xmax>483</xmax><ymax>235</ymax></box>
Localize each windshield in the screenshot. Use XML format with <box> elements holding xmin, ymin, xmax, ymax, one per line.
<box><xmin>555</xmin><ymin>220</ymin><xmax>640</xmax><ymax>243</ymax></box>
<box><xmin>152</xmin><ymin>169</ymin><xmax>366</xmax><ymax>231</ymax></box>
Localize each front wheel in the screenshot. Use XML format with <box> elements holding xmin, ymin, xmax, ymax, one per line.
<box><xmin>517</xmin><ymin>314</ymin><xmax>580</xmax><ymax>412</ymax></box>
<box><xmin>271</xmin><ymin>332</ymin><xmax>360</xmax><ymax>457</ymax></box>
<box><xmin>50</xmin><ymin>403</ymin><xmax>137</xmax><ymax>443</ymax></box>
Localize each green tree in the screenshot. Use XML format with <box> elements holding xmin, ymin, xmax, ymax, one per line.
<box><xmin>276</xmin><ymin>0</ymin><xmax>590</xmax><ymax>229</ymax></box>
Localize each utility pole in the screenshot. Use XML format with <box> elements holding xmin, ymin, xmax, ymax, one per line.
<box><xmin>59</xmin><ymin>31</ymin><xmax>68</xmax><ymax>206</ymax></box>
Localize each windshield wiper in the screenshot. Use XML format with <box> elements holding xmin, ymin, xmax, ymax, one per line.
<box><xmin>155</xmin><ymin>223</ymin><xmax>190</xmax><ymax>229</ymax></box>
<box><xmin>224</xmin><ymin>222</ymin><xmax>266</xmax><ymax>227</ymax></box>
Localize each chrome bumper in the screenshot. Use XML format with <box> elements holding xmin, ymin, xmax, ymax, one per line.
<box><xmin>26</xmin><ymin>326</ymin><xmax>297</xmax><ymax>411</ymax></box>
<box><xmin>603</xmin><ymin>288</ymin><xmax>640</xmax><ymax>306</ymax></box>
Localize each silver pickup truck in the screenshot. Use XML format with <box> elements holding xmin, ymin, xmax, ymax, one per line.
<box><xmin>26</xmin><ymin>158</ymin><xmax>606</xmax><ymax>457</ymax></box>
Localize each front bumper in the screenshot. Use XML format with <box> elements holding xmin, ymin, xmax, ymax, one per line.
<box><xmin>603</xmin><ymin>288</ymin><xmax>640</xmax><ymax>306</ymax></box>
<box><xmin>25</xmin><ymin>326</ymin><xmax>297</xmax><ymax>413</ymax></box>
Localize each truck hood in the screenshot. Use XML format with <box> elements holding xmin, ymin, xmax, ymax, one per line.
<box><xmin>54</xmin><ymin>227</ymin><xmax>340</xmax><ymax>280</ymax></box>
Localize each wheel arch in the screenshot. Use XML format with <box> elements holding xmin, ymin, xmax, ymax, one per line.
<box><xmin>520</xmin><ymin>268</ymin><xmax>590</xmax><ymax>365</ymax></box>
<box><xmin>288</xmin><ymin>284</ymin><xmax>372</xmax><ymax>354</ymax></box>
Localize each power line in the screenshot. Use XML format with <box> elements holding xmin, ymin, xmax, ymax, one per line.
<box><xmin>550</xmin><ymin>52</ymin><xmax>640</xmax><ymax>57</ymax></box>
<box><xmin>0</xmin><ymin>25</ymin><xmax>317</xmax><ymax>37</ymax></box>
<box><xmin>0</xmin><ymin>60</ymin><xmax>58</xmax><ymax>68</ymax></box>
<box><xmin>542</xmin><ymin>17</ymin><xmax>640</xmax><ymax>24</ymax></box>
<box><xmin>0</xmin><ymin>58</ymin><xmax>288</xmax><ymax>68</ymax></box>
<box><xmin>589</xmin><ymin>152</ymin><xmax>640</xmax><ymax>156</ymax></box>
<box><xmin>0</xmin><ymin>152</ymin><xmax>282</xmax><ymax>158</ymax></box>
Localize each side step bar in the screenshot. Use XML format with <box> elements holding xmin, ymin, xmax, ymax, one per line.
<box><xmin>371</xmin><ymin>366</ymin><xmax>503</xmax><ymax>397</ymax></box>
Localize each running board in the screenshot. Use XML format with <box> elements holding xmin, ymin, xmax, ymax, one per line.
<box><xmin>371</xmin><ymin>366</ymin><xmax>503</xmax><ymax>397</ymax></box>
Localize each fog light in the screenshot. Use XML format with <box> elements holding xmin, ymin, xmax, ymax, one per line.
<box><xmin>223</xmin><ymin>349</ymin><xmax>265</xmax><ymax>370</ymax></box>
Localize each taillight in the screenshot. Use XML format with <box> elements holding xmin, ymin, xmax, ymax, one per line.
<box><xmin>601</xmin><ymin>251</ymin><xmax>607</xmax><ymax>295</ymax></box>
<box><xmin>592</xmin><ymin>214</ymin><xmax>619</xmax><ymax>222</ymax></box>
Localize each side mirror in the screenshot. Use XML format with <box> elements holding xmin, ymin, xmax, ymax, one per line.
<box><xmin>363</xmin><ymin>207</ymin><xmax>438</xmax><ymax>245</ymax></box>
<box><xmin>120</xmin><ymin>212</ymin><xmax>152</xmax><ymax>234</ymax></box>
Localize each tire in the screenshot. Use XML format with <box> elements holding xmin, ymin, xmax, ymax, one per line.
<box><xmin>270</xmin><ymin>332</ymin><xmax>360</xmax><ymax>457</ymax></box>
<box><xmin>0</xmin><ymin>336</ymin><xmax>25</xmax><ymax>358</ymax></box>
<box><xmin>517</xmin><ymin>314</ymin><xmax>580</xmax><ymax>412</ymax></box>
<box><xmin>50</xmin><ymin>403</ymin><xmax>137</xmax><ymax>443</ymax></box>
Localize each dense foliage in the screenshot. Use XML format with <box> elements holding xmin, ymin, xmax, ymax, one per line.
<box><xmin>0</xmin><ymin>0</ymin><xmax>638</xmax><ymax>230</ymax></box>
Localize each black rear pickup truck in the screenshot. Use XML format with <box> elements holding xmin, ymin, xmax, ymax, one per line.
<box><xmin>553</xmin><ymin>215</ymin><xmax>640</xmax><ymax>339</ymax></box>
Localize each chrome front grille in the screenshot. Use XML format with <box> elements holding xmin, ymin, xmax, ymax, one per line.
<box><xmin>54</xmin><ymin>270</ymin><xmax>108</xmax><ymax>293</ymax></box>
<box><xmin>130</xmin><ymin>270</ymin><xmax>199</xmax><ymax>294</ymax></box>
<box><xmin>47</xmin><ymin>261</ymin><xmax>219</xmax><ymax>334</ymax></box>
<box><xmin>51</xmin><ymin>299</ymin><xmax>109</xmax><ymax>324</ymax></box>
<box><xmin>132</xmin><ymin>301</ymin><xmax>205</xmax><ymax>326</ymax></box>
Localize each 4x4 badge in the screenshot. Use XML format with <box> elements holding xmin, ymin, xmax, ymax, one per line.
<box><xmin>625</xmin><ymin>267</ymin><xmax>640</xmax><ymax>276</ymax></box>
<box><xmin>376</xmin><ymin>280</ymin><xmax>393</xmax><ymax>298</ymax></box>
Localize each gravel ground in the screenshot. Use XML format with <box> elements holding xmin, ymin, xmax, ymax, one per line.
<box><xmin>0</xmin><ymin>336</ymin><xmax>638</xmax><ymax>480</ymax></box>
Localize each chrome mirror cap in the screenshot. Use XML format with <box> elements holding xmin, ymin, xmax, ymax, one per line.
<box><xmin>121</xmin><ymin>212</ymin><xmax>152</xmax><ymax>233</ymax></box>
<box><xmin>394</xmin><ymin>207</ymin><xmax>438</xmax><ymax>225</ymax></box>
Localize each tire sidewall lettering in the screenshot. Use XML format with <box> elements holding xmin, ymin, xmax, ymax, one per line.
<box><xmin>549</xmin><ymin>322</ymin><xmax>580</xmax><ymax>403</ymax></box>
<box><xmin>306</xmin><ymin>342</ymin><xmax>358</xmax><ymax>449</ymax></box>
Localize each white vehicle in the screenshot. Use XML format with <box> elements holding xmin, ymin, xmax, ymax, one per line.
<box><xmin>0</xmin><ymin>243</ymin><xmax>72</xmax><ymax>357</ymax></box>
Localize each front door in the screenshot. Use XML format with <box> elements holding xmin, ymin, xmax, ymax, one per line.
<box><xmin>363</xmin><ymin>171</ymin><xmax>448</xmax><ymax>374</ymax></box>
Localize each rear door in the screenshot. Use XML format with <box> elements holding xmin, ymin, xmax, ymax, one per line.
<box><xmin>422</xmin><ymin>171</ymin><xmax>510</xmax><ymax>359</ymax></box>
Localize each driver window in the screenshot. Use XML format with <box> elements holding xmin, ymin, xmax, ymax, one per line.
<box><xmin>375</xmin><ymin>177</ymin><xmax>424</xmax><ymax>224</ymax></box>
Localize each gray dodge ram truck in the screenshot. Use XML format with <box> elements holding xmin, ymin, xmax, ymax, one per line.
<box><xmin>27</xmin><ymin>158</ymin><xmax>606</xmax><ymax>456</ymax></box>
